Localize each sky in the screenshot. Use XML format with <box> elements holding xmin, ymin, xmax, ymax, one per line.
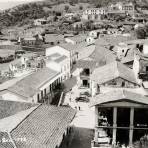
<box><xmin>0</xmin><ymin>0</ymin><xmax>43</xmax><ymax>10</ymax></box>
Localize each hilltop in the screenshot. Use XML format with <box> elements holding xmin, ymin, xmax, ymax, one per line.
<box><xmin>0</xmin><ymin>0</ymin><xmax>147</xmax><ymax>28</ymax></box>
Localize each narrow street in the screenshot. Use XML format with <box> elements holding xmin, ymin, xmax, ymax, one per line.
<box><xmin>69</xmin><ymin>127</ymin><xmax>93</xmax><ymax>148</ymax></box>
<box><xmin>63</xmin><ymin>82</ymin><xmax>95</xmax><ymax>148</ymax></box>
<box><xmin>68</xmin><ymin>102</ymin><xmax>95</xmax><ymax>148</ymax></box>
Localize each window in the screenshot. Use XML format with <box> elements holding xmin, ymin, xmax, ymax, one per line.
<box><xmin>41</xmin><ymin>91</ymin><xmax>43</xmax><ymax>98</ymax></box>
<box><xmin>44</xmin><ymin>89</ymin><xmax>46</xmax><ymax>95</ymax></box>
<box><xmin>37</xmin><ymin>94</ymin><xmax>40</xmax><ymax>102</ymax></box>
<box><xmin>146</xmin><ymin>66</ymin><xmax>148</xmax><ymax>72</ymax></box>
<box><xmin>122</xmin><ymin>81</ymin><xmax>125</xmax><ymax>87</ymax></box>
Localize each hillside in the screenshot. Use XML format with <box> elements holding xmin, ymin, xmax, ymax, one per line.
<box><xmin>0</xmin><ymin>0</ymin><xmax>147</xmax><ymax>28</ymax></box>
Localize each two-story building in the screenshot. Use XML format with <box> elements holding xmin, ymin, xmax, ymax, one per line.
<box><xmin>46</xmin><ymin>53</ymin><xmax>70</xmax><ymax>81</ymax></box>
<box><xmin>82</xmin><ymin>8</ymin><xmax>106</xmax><ymax>20</ymax></box>
<box><xmin>46</xmin><ymin>43</ymin><xmax>77</xmax><ymax>70</ymax></box>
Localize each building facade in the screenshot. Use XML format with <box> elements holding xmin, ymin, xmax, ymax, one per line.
<box><xmin>82</xmin><ymin>8</ymin><xmax>106</xmax><ymax>20</ymax></box>
<box><xmin>91</xmin><ymin>89</ymin><xmax>148</xmax><ymax>147</ymax></box>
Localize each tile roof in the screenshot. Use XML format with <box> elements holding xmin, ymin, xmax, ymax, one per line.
<box><xmin>0</xmin><ymin>106</ymin><xmax>38</xmax><ymax>132</ymax></box>
<box><xmin>0</xmin><ymin>132</ymin><xmax>14</xmax><ymax>148</ymax></box>
<box><xmin>89</xmin><ymin>44</ymin><xmax>116</xmax><ymax>66</ymax></box>
<box><xmin>0</xmin><ymin>100</ymin><xmax>37</xmax><ymax>120</ymax></box>
<box><xmin>96</xmin><ymin>35</ymin><xmax>136</xmax><ymax>46</ymax></box>
<box><xmin>90</xmin><ymin>89</ymin><xmax>148</xmax><ymax>107</ymax></box>
<box><xmin>45</xmin><ymin>34</ymin><xmax>64</xmax><ymax>43</ymax></box>
<box><xmin>78</xmin><ymin>44</ymin><xmax>96</xmax><ymax>60</ymax></box>
<box><xmin>8</xmin><ymin>68</ymin><xmax>59</xmax><ymax>99</ymax></box>
<box><xmin>59</xmin><ymin>42</ymin><xmax>92</xmax><ymax>53</ymax></box>
<box><xmin>90</xmin><ymin>61</ymin><xmax>138</xmax><ymax>85</ymax></box>
<box><xmin>2</xmin><ymin>105</ymin><xmax>76</xmax><ymax>148</ymax></box>
<box><xmin>59</xmin><ymin>43</ymin><xmax>76</xmax><ymax>51</ymax></box>
<box><xmin>66</xmin><ymin>34</ymin><xmax>87</xmax><ymax>43</ymax></box>
<box><xmin>76</xmin><ymin>59</ymin><xmax>98</xmax><ymax>71</ymax></box>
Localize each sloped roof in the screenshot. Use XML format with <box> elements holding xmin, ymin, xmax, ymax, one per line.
<box><xmin>59</xmin><ymin>43</ymin><xmax>76</xmax><ymax>51</ymax></box>
<box><xmin>66</xmin><ymin>34</ymin><xmax>87</xmax><ymax>43</ymax></box>
<box><xmin>89</xmin><ymin>44</ymin><xmax>116</xmax><ymax>66</ymax></box>
<box><xmin>1</xmin><ymin>105</ymin><xmax>75</xmax><ymax>148</ymax></box>
<box><xmin>8</xmin><ymin>68</ymin><xmax>59</xmax><ymax>99</ymax></box>
<box><xmin>90</xmin><ymin>89</ymin><xmax>148</xmax><ymax>107</ymax></box>
<box><xmin>90</xmin><ymin>61</ymin><xmax>138</xmax><ymax>85</ymax></box>
<box><xmin>0</xmin><ymin>132</ymin><xmax>14</xmax><ymax>148</ymax></box>
<box><xmin>0</xmin><ymin>100</ymin><xmax>37</xmax><ymax>120</ymax></box>
<box><xmin>76</xmin><ymin>58</ymin><xmax>98</xmax><ymax>70</ymax></box>
<box><xmin>45</xmin><ymin>34</ymin><xmax>64</xmax><ymax>43</ymax></box>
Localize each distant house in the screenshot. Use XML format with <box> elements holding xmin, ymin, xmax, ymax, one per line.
<box><xmin>0</xmin><ymin>68</ymin><xmax>61</xmax><ymax>103</ymax></box>
<box><xmin>21</xmin><ymin>35</ymin><xmax>43</xmax><ymax>46</ymax></box>
<box><xmin>0</xmin><ymin>104</ymin><xmax>76</xmax><ymax>148</ymax></box>
<box><xmin>65</xmin><ymin>35</ymin><xmax>87</xmax><ymax>45</ymax></box>
<box><xmin>72</xmin><ymin>22</ymin><xmax>83</xmax><ymax>29</ymax></box>
<box><xmin>34</xmin><ymin>18</ymin><xmax>48</xmax><ymax>26</ymax></box>
<box><xmin>82</xmin><ymin>8</ymin><xmax>106</xmax><ymax>20</ymax></box>
<box><xmin>44</xmin><ymin>34</ymin><xmax>64</xmax><ymax>45</ymax></box>
<box><xmin>109</xmin><ymin>2</ymin><xmax>135</xmax><ymax>14</ymax></box>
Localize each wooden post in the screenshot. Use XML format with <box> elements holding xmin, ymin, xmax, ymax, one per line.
<box><xmin>112</xmin><ymin>107</ymin><xmax>117</xmax><ymax>145</ymax></box>
<box><xmin>94</xmin><ymin>106</ymin><xmax>99</xmax><ymax>142</ymax></box>
<box><xmin>129</xmin><ymin>108</ymin><xmax>134</xmax><ymax>146</ymax></box>
<box><xmin>94</xmin><ymin>128</ymin><xmax>98</xmax><ymax>142</ymax></box>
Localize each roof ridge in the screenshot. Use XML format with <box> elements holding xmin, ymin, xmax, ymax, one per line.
<box><xmin>10</xmin><ymin>104</ymin><xmax>41</xmax><ymax>133</ymax></box>
<box><xmin>0</xmin><ymin>104</ymin><xmax>40</xmax><ymax>133</ymax></box>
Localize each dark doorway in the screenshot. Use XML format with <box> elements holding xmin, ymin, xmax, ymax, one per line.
<box><xmin>116</xmin><ymin>129</ymin><xmax>129</xmax><ymax>145</ymax></box>
<box><xmin>83</xmin><ymin>80</ymin><xmax>89</xmax><ymax>87</ymax></box>
<box><xmin>117</xmin><ymin>108</ymin><xmax>130</xmax><ymax>127</ymax></box>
